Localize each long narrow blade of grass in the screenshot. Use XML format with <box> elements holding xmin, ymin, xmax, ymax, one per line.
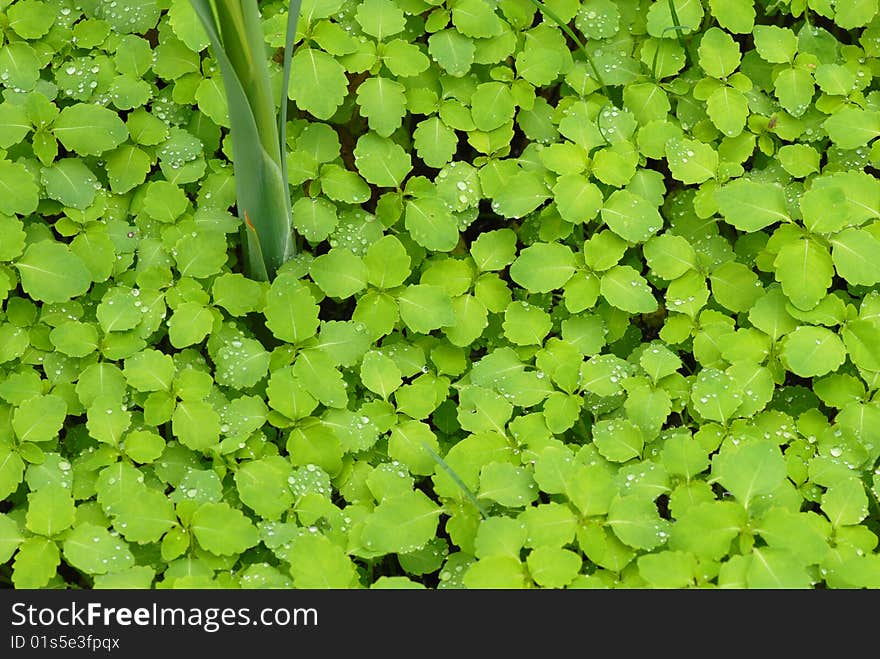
<box><xmin>420</xmin><ymin>440</ymin><xmax>489</xmax><ymax>519</ymax></box>
<box><xmin>522</xmin><ymin>0</ymin><xmax>610</xmax><ymax>100</ymax></box>
<box><xmin>190</xmin><ymin>0</ymin><xmax>294</xmax><ymax>280</ymax></box>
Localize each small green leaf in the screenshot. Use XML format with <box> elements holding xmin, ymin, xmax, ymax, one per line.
<box><xmin>600</xmin><ymin>265</ymin><xmax>658</xmax><ymax>314</ymax></box>
<box><xmin>510</xmin><ymin>242</ymin><xmax>577</xmax><ymax>293</ymax></box>
<box><xmin>26</xmin><ymin>485</ymin><xmax>75</xmax><ymax>537</ymax></box>
<box><xmin>601</xmin><ymin>189</ymin><xmax>663</xmax><ymax>243</ymax></box>
<box><xmin>62</xmin><ymin>523</ymin><xmax>134</xmax><ymax>575</ymax></box>
<box><xmin>698</xmin><ymin>27</ymin><xmax>741</xmax><ymax>78</ymax></box>
<box><xmin>0</xmin><ymin>160</ymin><xmax>39</xmax><ymax>216</ymax></box>
<box><xmin>361</xmin><ymin>490</ymin><xmax>441</xmax><ymax>554</ymax></box>
<box><xmin>264</xmin><ymin>273</ymin><xmax>320</xmax><ymax>343</ymax></box>
<box><xmin>289</xmin><ymin>48</ymin><xmax>348</xmax><ymax>120</ymax></box>
<box><xmin>235</xmin><ymin>456</ymin><xmax>294</xmax><ymax>521</ymax></box>
<box><xmin>53</xmin><ymin>103</ymin><xmax>128</xmax><ymax>155</ymax></box>
<box><xmin>310</xmin><ymin>249</ymin><xmax>368</xmax><ymax>299</ymax></box>
<box><xmin>13</xmin><ymin>395</ymin><xmax>67</xmax><ymax>444</ymax></box>
<box><xmin>172</xmin><ymin>400</ymin><xmax>220</xmax><ymax>451</ymax></box>
<box><xmin>830</xmin><ymin>229</ymin><xmax>880</xmax><ymax>287</ymax></box>
<box><xmin>780</xmin><ymin>325</ymin><xmax>846</xmax><ymax>378</ymax></box>
<box><xmin>191</xmin><ymin>502</ymin><xmax>260</xmax><ymax>556</ymax></box>
<box><xmin>357</xmin><ymin>76</ymin><xmax>407</xmax><ymax>137</ymax></box>
<box><xmin>397</xmin><ymin>285</ymin><xmax>455</xmax><ymax>334</ymax></box>
<box><xmin>607</xmin><ymin>495</ymin><xmax>670</xmax><ymax>550</ymax></box>
<box><xmin>715</xmin><ymin>179</ymin><xmax>791</xmax><ymax>232</ymax></box>
<box><xmin>752</xmin><ymin>25</ymin><xmax>798</xmax><ymax>63</ymax></box>
<box><xmin>13</xmin><ymin>537</ymin><xmax>60</xmax><ymax>588</ymax></box>
<box><xmin>354</xmin><ymin>133</ymin><xmax>412</xmax><ymax>188</ymax></box>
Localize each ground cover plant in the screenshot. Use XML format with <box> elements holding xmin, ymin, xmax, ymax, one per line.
<box><xmin>1</xmin><ymin>0</ymin><xmax>880</xmax><ymax>590</ymax></box>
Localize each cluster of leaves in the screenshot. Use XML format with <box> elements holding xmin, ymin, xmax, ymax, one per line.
<box><xmin>1</xmin><ymin>0</ymin><xmax>880</xmax><ymax>589</ymax></box>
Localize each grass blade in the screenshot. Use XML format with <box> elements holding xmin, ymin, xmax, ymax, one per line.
<box><xmin>420</xmin><ymin>440</ymin><xmax>489</xmax><ymax>519</ymax></box>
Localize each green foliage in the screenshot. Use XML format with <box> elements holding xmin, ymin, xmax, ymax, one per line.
<box><xmin>1</xmin><ymin>0</ymin><xmax>880</xmax><ymax>592</ymax></box>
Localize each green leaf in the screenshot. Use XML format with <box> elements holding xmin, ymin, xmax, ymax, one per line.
<box><xmin>830</xmin><ymin>229</ymin><xmax>880</xmax><ymax>287</ymax></box>
<box><xmin>746</xmin><ymin>547</ymin><xmax>812</xmax><ymax>588</ymax></box>
<box><xmin>26</xmin><ymin>485</ymin><xmax>75</xmax><ymax>537</ymax></box>
<box><xmin>354</xmin><ymin>133</ymin><xmax>412</xmax><ymax>187</ymax></box>
<box><xmin>471</xmin><ymin>82</ymin><xmax>515</xmax><ymax>132</ymax></box>
<box><xmin>821</xmin><ymin>477</ymin><xmax>869</xmax><ymax>527</ymax></box>
<box><xmin>478</xmin><ymin>462</ymin><xmax>539</xmax><ymax>507</ymax></box>
<box><xmin>600</xmin><ymin>265</ymin><xmax>658</xmax><ymax>313</ymax></box>
<box><xmin>105</xmin><ymin>145</ymin><xmax>152</xmax><ymax>194</ymax></box>
<box><xmin>235</xmin><ymin>456</ymin><xmax>294</xmax><ymax>520</ymax></box>
<box><xmin>191</xmin><ymin>502</ymin><xmax>260</xmax><ymax>555</ymax></box>
<box><xmin>708</xmin><ymin>0</ymin><xmax>755</xmax><ymax>33</ymax></box>
<box><xmin>669</xmin><ymin>501</ymin><xmax>746</xmax><ymax>560</ymax></box>
<box><xmin>646</xmin><ymin>0</ymin><xmax>704</xmax><ymax>37</ymax></box>
<box><xmin>510</xmin><ymin>242</ymin><xmax>577</xmax><ymax>293</ymax></box>
<box><xmin>698</xmin><ymin>27</ymin><xmax>741</xmax><ymax>78</ymax></box>
<box><xmin>823</xmin><ymin>107</ymin><xmax>880</xmax><ymax>150</ymax></box>
<box><xmin>470</xmin><ymin>229</ymin><xmax>517</xmax><ymax>272</ymax></box>
<box><xmin>264</xmin><ymin>273</ymin><xmax>320</xmax><ymax>343</ymax></box>
<box><xmin>405</xmin><ymin>196</ymin><xmax>460</xmax><ymax>251</ymax></box>
<box><xmin>453</xmin><ymin>0</ymin><xmax>505</xmax><ymax>37</ymax></box>
<box><xmin>288</xmin><ymin>533</ymin><xmax>358</xmax><ymax>588</ymax></box>
<box><xmin>356</xmin><ymin>0</ymin><xmax>406</xmax><ymax>39</ymax></box>
<box><xmin>62</xmin><ymin>523</ymin><xmax>134</xmax><ymax>575</ymax></box>
<box><xmin>123</xmin><ymin>349</ymin><xmax>175</xmax><ymax>393</ymax></box>
<box><xmin>172</xmin><ymin>400</ymin><xmax>220</xmax><ymax>451</ymax></box>
<box><xmin>0</xmin><ymin>160</ymin><xmax>39</xmax><ymax>216</ymax></box>
<box><xmin>361</xmin><ymin>490</ymin><xmax>441</xmax><ymax>554</ymax></box>
<box><xmin>842</xmin><ymin>320</ymin><xmax>880</xmax><ymax>372</ymax></box>
<box><xmin>13</xmin><ymin>537</ymin><xmax>60</xmax><ymax>588</ymax></box>
<box><xmin>0</xmin><ymin>514</ymin><xmax>23</xmax><ymax>563</ymax></box>
<box><xmin>644</xmin><ymin>234</ymin><xmax>697</xmax><ymax>279</ymax></box>
<box><xmin>706</xmin><ymin>86</ymin><xmax>750</xmax><ymax>137</ymax></box>
<box><xmin>292</xmin><ymin>349</ymin><xmax>348</xmax><ymax>409</ymax></box>
<box><xmin>527</xmin><ymin>546</ymin><xmax>581</xmax><ymax>588</ymax></box>
<box><xmin>289</xmin><ymin>48</ymin><xmax>348</xmax><ymax>120</ymax></box>
<box><xmin>665</xmin><ymin>137</ymin><xmax>717</xmax><ymax>185</ymax></box>
<box><xmin>709</xmin><ymin>261</ymin><xmax>762</xmax><ymax>313</ymax></box>
<box><xmin>111</xmin><ymin>488</ymin><xmax>176</xmax><ymax>543</ymax></box>
<box><xmin>174</xmin><ymin>230</ymin><xmax>227</xmax><ymax>278</ymax></box>
<box><xmin>360</xmin><ymin>350</ymin><xmax>402</xmax><ymax>399</ymax></box>
<box><xmin>780</xmin><ymin>324</ymin><xmax>846</xmax><ymax>378</ymax></box>
<box><xmin>413</xmin><ymin>118</ymin><xmax>458</xmax><ymax>169</ymax></box>
<box><xmin>167</xmin><ymin>302</ymin><xmax>214</xmax><ymax>348</ymax></box>
<box><xmin>753</xmin><ymin>25</ymin><xmax>798</xmax><ymax>63</ymax></box>
<box><xmin>607</xmin><ymin>496</ymin><xmax>670</xmax><ymax>550</ymax></box>
<box><xmin>755</xmin><ymin>508</ymin><xmax>829</xmax><ymax>565</ymax></box>
<box><xmin>357</xmin><ymin>76</ymin><xmax>407</xmax><ymax>137</ymax></box>
<box><xmin>310</xmin><ymin>249</ymin><xmax>368</xmax><ymax>299</ymax></box>
<box><xmin>774</xmin><ymin>67</ymin><xmax>814</xmax><ymax>117</ymax></box>
<box><xmin>715</xmin><ymin>179</ymin><xmax>791</xmax><ymax>232</ymax></box>
<box><xmin>773</xmin><ymin>238</ymin><xmax>833</xmax><ymax>311</ymax></box>
<box><xmin>491</xmin><ymin>171</ymin><xmax>549</xmax><ymax>218</ymax></box>
<box><xmin>553</xmin><ymin>174</ymin><xmax>603</xmax><ymax>224</ymax></box>
<box><xmin>463</xmin><ymin>556</ymin><xmax>526</xmax><ymax>588</ymax></box>
<box><xmin>41</xmin><ymin>158</ymin><xmax>98</xmax><ymax>210</ymax></box>
<box><xmin>601</xmin><ymin>190</ymin><xmax>663</xmax><ymax>243</ymax></box>
<box><xmin>592</xmin><ymin>418</ymin><xmax>643</xmax><ymax>462</ymax></box>
<box><xmin>397</xmin><ymin>284</ymin><xmax>455</xmax><ymax>334</ymax></box>
<box><xmin>690</xmin><ymin>368</ymin><xmax>741</xmax><ymax>423</ymax></box>
<box><xmin>364</xmin><ymin>235</ymin><xmax>410</xmax><ymax>289</ymax></box>
<box><xmin>428</xmin><ymin>29</ymin><xmax>475</xmax><ymax>77</ymax></box>
<box><xmin>0</xmin><ymin>42</ymin><xmax>41</xmax><ymax>91</ymax></box>
<box><xmin>53</xmin><ymin>103</ymin><xmax>128</xmax><ymax>155</ymax></box>
<box><xmin>13</xmin><ymin>395</ymin><xmax>67</xmax><ymax>444</ymax></box>
<box><xmin>712</xmin><ymin>441</ymin><xmax>786</xmax><ymax>507</ymax></box>
<box><xmin>382</xmin><ymin>39</ymin><xmax>430</xmax><ymax>77</ymax></box>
